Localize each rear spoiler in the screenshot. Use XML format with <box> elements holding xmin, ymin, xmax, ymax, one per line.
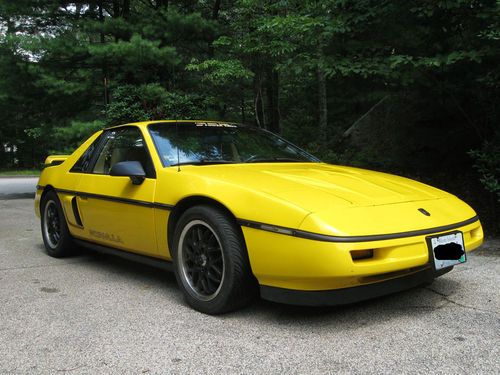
<box><xmin>44</xmin><ymin>155</ymin><xmax>70</xmax><ymax>168</ymax></box>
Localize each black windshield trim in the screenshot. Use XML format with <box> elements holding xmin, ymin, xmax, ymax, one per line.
<box><xmin>169</xmin><ymin>160</ymin><xmax>237</xmax><ymax>167</ymax></box>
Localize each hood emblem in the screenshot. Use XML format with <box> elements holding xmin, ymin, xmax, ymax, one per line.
<box><xmin>418</xmin><ymin>208</ymin><xmax>431</xmax><ymax>216</ymax></box>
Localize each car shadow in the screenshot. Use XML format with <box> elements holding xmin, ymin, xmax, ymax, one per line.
<box><xmin>48</xmin><ymin>243</ymin><xmax>462</xmax><ymax>327</ymax></box>
<box><xmin>59</xmin><ymin>246</ymin><xmax>180</xmax><ymax>295</ymax></box>
<box><xmin>0</xmin><ymin>193</ymin><xmax>35</xmax><ymax>200</ymax></box>
<box><xmin>221</xmin><ymin>277</ymin><xmax>463</xmax><ymax>332</ymax></box>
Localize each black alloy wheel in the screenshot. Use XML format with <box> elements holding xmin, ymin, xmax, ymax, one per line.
<box><xmin>178</xmin><ymin>220</ymin><xmax>225</xmax><ymax>301</ymax></box>
<box><xmin>41</xmin><ymin>190</ymin><xmax>74</xmax><ymax>257</ymax></box>
<box><xmin>173</xmin><ymin>205</ymin><xmax>257</xmax><ymax>314</ymax></box>
<box><xmin>43</xmin><ymin>200</ymin><xmax>61</xmax><ymax>249</ymax></box>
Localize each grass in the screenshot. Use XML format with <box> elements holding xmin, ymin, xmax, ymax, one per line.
<box><xmin>0</xmin><ymin>169</ymin><xmax>41</xmax><ymax>176</ymax></box>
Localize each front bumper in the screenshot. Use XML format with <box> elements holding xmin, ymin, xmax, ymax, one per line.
<box><xmin>242</xmin><ymin>218</ymin><xmax>483</xmax><ymax>291</ymax></box>
<box><xmin>260</xmin><ymin>266</ymin><xmax>451</xmax><ymax>306</ymax></box>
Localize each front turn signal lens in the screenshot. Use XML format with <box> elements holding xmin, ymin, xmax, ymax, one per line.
<box><xmin>351</xmin><ymin>249</ymin><xmax>374</xmax><ymax>260</ymax></box>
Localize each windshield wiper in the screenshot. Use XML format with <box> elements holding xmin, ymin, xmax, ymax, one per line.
<box><xmin>170</xmin><ymin>159</ymin><xmax>235</xmax><ymax>167</ymax></box>
<box><xmin>244</xmin><ymin>157</ymin><xmax>304</xmax><ymax>163</ymax></box>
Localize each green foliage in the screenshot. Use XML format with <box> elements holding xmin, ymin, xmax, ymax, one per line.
<box><xmin>88</xmin><ymin>34</ymin><xmax>179</xmax><ymax>71</ymax></box>
<box><xmin>470</xmin><ymin>135</ymin><xmax>500</xmax><ymax>203</ymax></box>
<box><xmin>0</xmin><ymin>0</ymin><xmax>499</xmax><ymax>228</ymax></box>
<box><xmin>186</xmin><ymin>59</ymin><xmax>253</xmax><ymax>86</ymax></box>
<box><xmin>106</xmin><ymin>84</ymin><xmax>207</xmax><ymax>125</ymax></box>
<box><xmin>51</xmin><ymin>120</ymin><xmax>106</xmax><ymax>154</ymax></box>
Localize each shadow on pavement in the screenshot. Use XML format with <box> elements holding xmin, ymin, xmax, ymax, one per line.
<box><xmin>31</xmin><ymin>234</ymin><xmax>466</xmax><ymax>327</ymax></box>
<box><xmin>0</xmin><ymin>193</ymin><xmax>35</xmax><ymax>200</ymax></box>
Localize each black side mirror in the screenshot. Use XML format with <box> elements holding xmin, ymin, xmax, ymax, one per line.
<box><xmin>109</xmin><ymin>161</ymin><xmax>146</xmax><ymax>185</ymax></box>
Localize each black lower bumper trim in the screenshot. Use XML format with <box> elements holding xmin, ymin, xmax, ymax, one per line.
<box><xmin>260</xmin><ymin>267</ymin><xmax>452</xmax><ymax>306</ymax></box>
<box><xmin>74</xmin><ymin>239</ymin><xmax>173</xmax><ymax>271</ymax></box>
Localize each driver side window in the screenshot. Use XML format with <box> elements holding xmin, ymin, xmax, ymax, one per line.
<box><xmin>92</xmin><ymin>127</ymin><xmax>154</xmax><ymax>177</ymax></box>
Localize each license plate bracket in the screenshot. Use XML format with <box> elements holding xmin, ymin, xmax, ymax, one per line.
<box><xmin>426</xmin><ymin>231</ymin><xmax>466</xmax><ymax>271</ymax></box>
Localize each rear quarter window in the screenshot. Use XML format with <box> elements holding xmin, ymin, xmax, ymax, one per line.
<box><xmin>70</xmin><ymin>134</ymin><xmax>103</xmax><ymax>173</ymax></box>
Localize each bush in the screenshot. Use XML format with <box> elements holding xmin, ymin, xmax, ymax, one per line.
<box><xmin>469</xmin><ymin>134</ymin><xmax>500</xmax><ymax>203</ymax></box>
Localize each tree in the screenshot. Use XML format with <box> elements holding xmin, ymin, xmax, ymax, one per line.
<box><xmin>0</xmin><ymin>0</ymin><xmax>498</xmax><ymax>232</ymax></box>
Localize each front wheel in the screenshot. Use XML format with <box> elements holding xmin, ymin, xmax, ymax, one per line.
<box><xmin>172</xmin><ymin>205</ymin><xmax>257</xmax><ymax>314</ymax></box>
<box><xmin>41</xmin><ymin>190</ymin><xmax>75</xmax><ymax>257</ymax></box>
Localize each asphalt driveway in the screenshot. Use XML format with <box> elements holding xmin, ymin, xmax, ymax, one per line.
<box><xmin>0</xmin><ymin>198</ymin><xmax>498</xmax><ymax>374</ymax></box>
<box><xmin>0</xmin><ymin>177</ymin><xmax>38</xmax><ymax>199</ymax></box>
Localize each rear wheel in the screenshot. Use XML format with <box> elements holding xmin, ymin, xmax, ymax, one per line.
<box><xmin>41</xmin><ymin>190</ymin><xmax>74</xmax><ymax>257</ymax></box>
<box><xmin>172</xmin><ymin>205</ymin><xmax>256</xmax><ymax>314</ymax></box>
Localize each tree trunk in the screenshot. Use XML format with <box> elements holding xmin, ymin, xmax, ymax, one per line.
<box><xmin>156</xmin><ymin>0</ymin><xmax>169</xmax><ymax>9</ymax></box>
<box><xmin>122</xmin><ymin>0</ymin><xmax>131</xmax><ymax>19</ymax></box>
<box><xmin>98</xmin><ymin>0</ymin><xmax>109</xmax><ymax>106</ymax></box>
<box><xmin>212</xmin><ymin>0</ymin><xmax>222</xmax><ymax>20</ymax></box>
<box><xmin>6</xmin><ymin>16</ymin><xmax>15</xmax><ymax>34</ymax></box>
<box><xmin>207</xmin><ymin>0</ymin><xmax>222</xmax><ymax>57</ymax></box>
<box><xmin>113</xmin><ymin>0</ymin><xmax>120</xmax><ymax>17</ymax></box>
<box><xmin>316</xmin><ymin>43</ymin><xmax>328</xmax><ymax>134</ymax></box>
<box><xmin>253</xmin><ymin>74</ymin><xmax>264</xmax><ymax>128</ymax></box>
<box><xmin>75</xmin><ymin>3</ymin><xmax>83</xmax><ymax>19</ymax></box>
<box><xmin>241</xmin><ymin>87</ymin><xmax>246</xmax><ymax>124</ymax></box>
<box><xmin>317</xmin><ymin>65</ymin><xmax>327</xmax><ymax>134</ymax></box>
<box><xmin>265</xmin><ymin>67</ymin><xmax>280</xmax><ymax>134</ymax></box>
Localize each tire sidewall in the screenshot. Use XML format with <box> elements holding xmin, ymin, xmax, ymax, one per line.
<box><xmin>172</xmin><ymin>206</ymin><xmax>245</xmax><ymax>314</ymax></box>
<box><xmin>41</xmin><ymin>190</ymin><xmax>72</xmax><ymax>257</ymax></box>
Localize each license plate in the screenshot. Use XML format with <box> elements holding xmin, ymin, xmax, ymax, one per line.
<box><xmin>427</xmin><ymin>231</ymin><xmax>466</xmax><ymax>270</ymax></box>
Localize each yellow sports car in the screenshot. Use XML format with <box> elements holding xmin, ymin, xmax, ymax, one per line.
<box><xmin>35</xmin><ymin>120</ymin><xmax>483</xmax><ymax>314</ymax></box>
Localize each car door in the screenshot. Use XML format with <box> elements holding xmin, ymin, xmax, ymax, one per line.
<box><xmin>75</xmin><ymin>126</ymin><xmax>158</xmax><ymax>256</ymax></box>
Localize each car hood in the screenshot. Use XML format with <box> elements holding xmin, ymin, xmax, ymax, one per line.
<box><xmin>184</xmin><ymin>162</ymin><xmax>449</xmax><ymax>213</ymax></box>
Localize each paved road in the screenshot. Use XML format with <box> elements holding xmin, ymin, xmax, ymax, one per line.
<box><xmin>0</xmin><ymin>177</ymin><xmax>38</xmax><ymax>199</ymax></box>
<box><xmin>0</xmin><ymin>198</ymin><xmax>499</xmax><ymax>374</ymax></box>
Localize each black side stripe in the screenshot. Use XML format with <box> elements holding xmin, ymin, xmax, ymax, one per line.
<box><xmin>238</xmin><ymin>216</ymin><xmax>480</xmax><ymax>243</ymax></box>
<box><xmin>154</xmin><ymin>202</ymin><xmax>175</xmax><ymax>210</ymax></box>
<box><xmin>44</xmin><ymin>185</ymin><xmax>480</xmax><ymax>243</ymax></box>
<box><xmin>54</xmin><ymin>188</ymin><xmax>174</xmax><ymax>210</ymax></box>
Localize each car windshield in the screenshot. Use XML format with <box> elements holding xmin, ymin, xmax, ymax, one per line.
<box><xmin>148</xmin><ymin>122</ymin><xmax>320</xmax><ymax>166</ymax></box>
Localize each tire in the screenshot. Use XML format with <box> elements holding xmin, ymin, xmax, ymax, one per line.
<box><xmin>172</xmin><ymin>205</ymin><xmax>257</xmax><ymax>314</ymax></box>
<box><xmin>40</xmin><ymin>190</ymin><xmax>75</xmax><ymax>258</ymax></box>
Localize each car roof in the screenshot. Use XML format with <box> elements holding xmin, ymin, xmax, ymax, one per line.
<box><xmin>104</xmin><ymin>120</ymin><xmax>236</xmax><ymax>131</ymax></box>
